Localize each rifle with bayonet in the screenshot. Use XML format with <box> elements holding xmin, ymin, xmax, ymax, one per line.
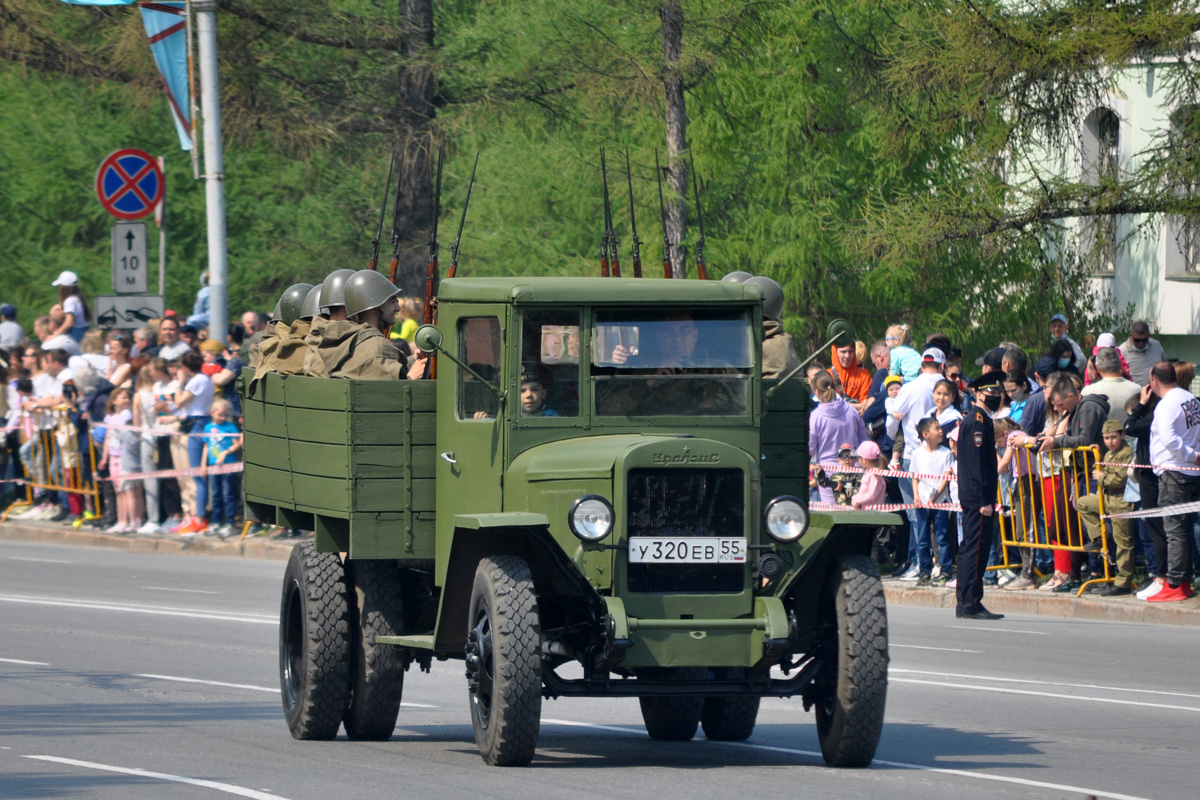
<box><xmin>421</xmin><ymin>147</ymin><xmax>445</xmax><ymax>325</ymax></box>
<box><xmin>689</xmin><ymin>153</ymin><xmax>709</xmax><ymax>281</ymax></box>
<box><xmin>625</xmin><ymin>148</ymin><xmax>642</xmax><ymax>278</ymax></box>
<box><xmin>655</xmin><ymin>148</ymin><xmax>673</xmax><ymax>279</ymax></box>
<box><xmin>601</xmin><ymin>148</ymin><xmax>621</xmax><ymax>277</ymax></box>
<box><xmin>369</xmin><ymin>147</ymin><xmax>397</xmax><ymax>272</ymax></box>
<box><xmin>385</xmin><ymin>149</ymin><xmax>406</xmax><ymax>283</ymax></box>
<box><xmin>446</xmin><ymin>152</ymin><xmax>479</xmax><ymax>280</ymax></box>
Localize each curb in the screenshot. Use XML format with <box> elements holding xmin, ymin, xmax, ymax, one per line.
<box><xmin>0</xmin><ymin>520</ymin><xmax>295</xmax><ymax>561</ymax></box>
<box><xmin>883</xmin><ymin>581</ymin><xmax>1200</xmax><ymax>627</ymax></box>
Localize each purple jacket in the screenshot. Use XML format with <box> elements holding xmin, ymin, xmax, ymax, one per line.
<box><xmin>808</xmin><ymin>395</ymin><xmax>869</xmax><ymax>469</ymax></box>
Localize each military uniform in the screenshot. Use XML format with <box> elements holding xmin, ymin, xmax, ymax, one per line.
<box><xmin>1076</xmin><ymin>427</ymin><xmax>1135</xmax><ymax>589</ymax></box>
<box><xmin>762</xmin><ymin>319</ymin><xmax>799</xmax><ymax>379</ymax></box>
<box><xmin>955</xmin><ymin>402</ymin><xmax>999</xmax><ymax>617</ymax></box>
<box><xmin>307</xmin><ymin>319</ymin><xmax>406</xmax><ymax>380</ymax></box>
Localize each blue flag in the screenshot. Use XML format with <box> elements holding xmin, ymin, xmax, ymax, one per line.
<box><xmin>58</xmin><ymin>1</ymin><xmax>137</xmax><ymax>5</ymax></box>
<box><xmin>140</xmin><ymin>2</ymin><xmax>192</xmax><ymax>150</ymax></box>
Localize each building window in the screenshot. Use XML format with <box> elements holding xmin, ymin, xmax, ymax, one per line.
<box><xmin>1079</xmin><ymin>107</ymin><xmax>1120</xmax><ymax>274</ymax></box>
<box><xmin>1166</xmin><ymin>106</ymin><xmax>1199</xmax><ymax>275</ymax></box>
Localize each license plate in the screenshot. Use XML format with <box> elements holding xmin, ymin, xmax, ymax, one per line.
<box><xmin>627</xmin><ymin>537</ymin><xmax>747</xmax><ymax>564</ymax></box>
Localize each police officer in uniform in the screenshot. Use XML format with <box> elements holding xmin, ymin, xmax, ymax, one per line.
<box><xmin>955</xmin><ymin>370</ymin><xmax>1006</xmax><ymax>620</ymax></box>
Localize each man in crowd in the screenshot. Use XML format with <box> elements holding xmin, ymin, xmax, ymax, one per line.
<box><xmin>35</xmin><ymin>311</ymin><xmax>81</xmax><ymax>356</ymax></box>
<box><xmin>1146</xmin><ymin>361</ymin><xmax>1200</xmax><ymax>602</ymax></box>
<box><xmin>133</xmin><ymin>326</ymin><xmax>160</xmax><ymax>358</ymax></box>
<box><xmin>830</xmin><ymin>340</ymin><xmax>872</xmax><ymax>408</ymax></box>
<box><xmin>1049</xmin><ymin>313</ymin><xmax>1086</xmax><ymax>366</ymax></box>
<box><xmin>242</xmin><ymin>310</ymin><xmax>270</xmax><ymax>348</ymax></box>
<box><xmin>1082</xmin><ymin>347</ymin><xmax>1140</xmax><ymax>422</ymax></box>
<box><xmin>1041</xmin><ymin>378</ymin><xmax>1109</xmax><ymax>452</ymax></box>
<box><xmin>1120</xmin><ymin>321</ymin><xmax>1165</xmax><ymax>386</ymax></box>
<box><xmin>158</xmin><ymin>318</ymin><xmax>191</xmax><ymax>361</ymax></box>
<box><xmin>0</xmin><ymin>303</ymin><xmax>23</xmax><ymax>349</ymax></box>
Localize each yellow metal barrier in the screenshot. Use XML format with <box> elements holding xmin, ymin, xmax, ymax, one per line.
<box><xmin>1</xmin><ymin>408</ymin><xmax>100</xmax><ymax>522</ymax></box>
<box><xmin>996</xmin><ymin>444</ymin><xmax>1114</xmax><ymax>596</ymax></box>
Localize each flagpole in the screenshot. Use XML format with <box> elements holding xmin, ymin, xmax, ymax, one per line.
<box><xmin>185</xmin><ymin>0</ymin><xmax>200</xmax><ymax>179</ymax></box>
<box><xmin>193</xmin><ymin>0</ymin><xmax>227</xmax><ymax>343</ymax></box>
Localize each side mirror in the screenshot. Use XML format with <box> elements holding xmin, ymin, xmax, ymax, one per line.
<box><xmin>826</xmin><ymin>319</ymin><xmax>856</xmax><ymax>349</ymax></box>
<box><xmin>414</xmin><ymin>324</ymin><xmax>443</xmax><ymax>354</ymax></box>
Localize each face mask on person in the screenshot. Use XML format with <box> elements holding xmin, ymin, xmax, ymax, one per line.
<box><xmin>1057</xmin><ymin>357</ymin><xmax>1071</xmax><ymax>369</ymax></box>
<box><xmin>1129</xmin><ymin>340</ymin><xmax>1148</xmax><ymax>352</ymax></box>
<box><xmin>983</xmin><ymin>394</ymin><xmax>1003</xmax><ymax>412</ymax></box>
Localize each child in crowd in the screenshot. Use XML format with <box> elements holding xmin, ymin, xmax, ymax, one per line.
<box><xmin>817</xmin><ymin>443</ymin><xmax>861</xmax><ymax>506</ymax></box>
<box><xmin>909</xmin><ymin>416</ymin><xmax>955</xmax><ymax>585</ymax></box>
<box><xmin>204</xmin><ymin>398</ymin><xmax>242</xmax><ymax>538</ymax></box>
<box><xmin>885</xmin><ymin>324</ymin><xmax>922</xmax><ymax>381</ymax></box>
<box><xmin>1076</xmin><ymin>419</ymin><xmax>1136</xmax><ymax>595</ymax></box>
<box><xmin>199</xmin><ymin>339</ymin><xmax>226</xmax><ymax>380</ymax></box>
<box><xmin>851</xmin><ymin>441</ymin><xmax>888</xmax><ymax>509</ymax></box>
<box><xmin>100</xmin><ymin>388</ymin><xmax>143</xmax><ymax>533</ymax></box>
<box><xmin>929</xmin><ymin>379</ymin><xmax>964</xmax><ymax>437</ymax></box>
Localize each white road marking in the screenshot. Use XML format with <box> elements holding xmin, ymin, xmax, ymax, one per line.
<box><xmin>892</xmin><ymin>668</ymin><xmax>1200</xmax><ymax>701</ymax></box>
<box><xmin>948</xmin><ymin>625</ymin><xmax>1048</xmax><ymax>635</ymax></box>
<box><xmin>891</xmin><ymin>644</ymin><xmax>982</xmax><ymax>653</ymax></box>
<box><xmin>3</xmin><ymin>556</ymin><xmax>72</xmax><ymax>564</ymax></box>
<box><xmin>542</xmin><ymin>718</ymin><xmax>1152</xmax><ymax>800</ymax></box>
<box><xmin>24</xmin><ymin>756</ymin><xmax>291</xmax><ymax>800</ymax></box>
<box><xmin>141</xmin><ymin>586</ymin><xmax>219</xmax><ymax>595</ymax></box>
<box><xmin>891</xmin><ymin>677</ymin><xmax>1200</xmax><ymax>712</ymax></box>
<box><xmin>134</xmin><ymin>673</ymin><xmax>436</xmax><ymax>707</ymax></box>
<box><xmin>0</xmin><ymin>594</ymin><xmax>275</xmax><ymax>625</ymax></box>
<box><xmin>0</xmin><ymin>657</ymin><xmax>49</xmax><ymax>666</ymax></box>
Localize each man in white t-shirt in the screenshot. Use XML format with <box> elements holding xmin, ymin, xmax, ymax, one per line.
<box><xmin>885</xmin><ymin>347</ymin><xmax>945</xmax><ymax>578</ymax></box>
<box><xmin>1147</xmin><ymin>361</ymin><xmax>1200</xmax><ymax>602</ymax></box>
<box><xmin>34</xmin><ymin>313</ymin><xmax>82</xmax><ymax>357</ymax></box>
<box><xmin>1081</xmin><ymin>347</ymin><xmax>1140</xmax><ymax>422</ymax></box>
<box><xmin>1120</xmin><ymin>321</ymin><xmax>1166</xmax><ymax>387</ymax></box>
<box><xmin>0</xmin><ymin>304</ymin><xmax>23</xmax><ymax>349</ymax></box>
<box><xmin>158</xmin><ymin>318</ymin><xmax>193</xmax><ymax>361</ymax></box>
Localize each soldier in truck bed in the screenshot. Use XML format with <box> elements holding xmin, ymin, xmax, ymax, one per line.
<box><xmin>744</xmin><ymin>275</ymin><xmax>800</xmax><ymax>379</ymax></box>
<box><xmin>306</xmin><ymin>269</ymin><xmax>409</xmax><ymax>380</ymax></box>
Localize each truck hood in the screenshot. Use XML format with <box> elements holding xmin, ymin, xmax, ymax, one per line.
<box><xmin>512</xmin><ymin>435</ymin><xmax>755</xmax><ymax>482</ymax></box>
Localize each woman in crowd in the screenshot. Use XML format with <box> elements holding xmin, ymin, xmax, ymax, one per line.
<box><xmin>50</xmin><ymin>271</ymin><xmax>90</xmax><ymax>343</ymax></box>
<box><xmin>165</xmin><ymin>351</ymin><xmax>214</xmax><ymax>534</ymax></box>
<box><xmin>808</xmin><ymin>371</ymin><xmax>869</xmax><ymax>504</ymax></box>
<box><xmin>105</xmin><ymin>331</ymin><xmax>135</xmax><ymax>391</ymax></box>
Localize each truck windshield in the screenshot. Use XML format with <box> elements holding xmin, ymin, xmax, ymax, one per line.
<box><xmin>591</xmin><ymin>308</ymin><xmax>752</xmax><ymax>417</ymax></box>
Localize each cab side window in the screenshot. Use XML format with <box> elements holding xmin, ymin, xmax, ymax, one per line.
<box><xmin>520</xmin><ymin>310</ymin><xmax>580</xmax><ymax>418</ymax></box>
<box><xmin>457</xmin><ymin>317</ymin><xmax>502</xmax><ymax>420</ymax></box>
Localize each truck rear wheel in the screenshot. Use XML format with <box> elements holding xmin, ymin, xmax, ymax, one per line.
<box><xmin>814</xmin><ymin>554</ymin><xmax>888</xmax><ymax>767</ymax></box>
<box><xmin>701</xmin><ymin>669</ymin><xmax>760</xmax><ymax>741</ymax></box>
<box><xmin>465</xmin><ymin>555</ymin><xmax>542</xmax><ymax>766</ymax></box>
<box><xmin>342</xmin><ymin>559</ymin><xmax>406</xmax><ymax>741</ymax></box>
<box><xmin>279</xmin><ymin>541</ymin><xmax>351</xmax><ymax>740</ymax></box>
<box><xmin>638</xmin><ymin>668</ymin><xmax>705</xmax><ymax>741</ymax></box>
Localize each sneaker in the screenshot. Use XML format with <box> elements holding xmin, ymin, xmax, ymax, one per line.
<box><xmin>217</xmin><ymin>524</ymin><xmax>238</xmax><ymax>538</ymax></box>
<box><xmin>890</xmin><ymin>562</ymin><xmax>913</xmax><ymax>579</ymax></box>
<box><xmin>175</xmin><ymin>516</ymin><xmax>208</xmax><ymax>535</ymax></box>
<box><xmin>12</xmin><ymin>504</ymin><xmax>44</xmax><ymax>520</ymax></box>
<box><xmin>1147</xmin><ymin>582</ymin><xmax>1194</xmax><ymax>603</ymax></box>
<box><xmin>105</xmin><ymin>523</ymin><xmax>128</xmax><ymax>534</ymax></box>
<box><xmin>936</xmin><ymin>571</ymin><xmax>954</xmax><ymax>585</ymax></box>
<box><xmin>946</xmin><ymin>578</ymin><xmax>957</xmax><ymax>588</ymax></box>
<box><xmin>897</xmin><ymin>565</ymin><xmax>921</xmax><ymax>582</ymax></box>
<box><xmin>931</xmin><ymin>564</ymin><xmax>941</xmax><ymax>579</ymax></box>
<box><xmin>1136</xmin><ymin>579</ymin><xmax>1165</xmax><ymax>600</ymax></box>
<box><xmin>1094</xmin><ymin>584</ymin><xmax>1131</xmax><ymax>597</ymax></box>
<box><xmin>982</xmin><ymin>573</ymin><xmax>999</xmax><ymax>586</ymax></box>
<box><xmin>915</xmin><ymin>572</ymin><xmax>932</xmax><ymax>587</ymax></box>
<box><xmin>1052</xmin><ymin>579</ymin><xmax>1079</xmax><ymax>593</ymax></box>
<box><xmin>42</xmin><ymin>506</ymin><xmax>68</xmax><ymax>522</ymax></box>
<box><xmin>997</xmin><ymin>569</ymin><xmax>1018</xmax><ymax>586</ymax></box>
<box><xmin>137</xmin><ymin>520</ymin><xmax>162</xmax><ymax>535</ymax></box>
<box><xmin>1005</xmin><ymin>575</ymin><xmax>1036</xmax><ymax>590</ymax></box>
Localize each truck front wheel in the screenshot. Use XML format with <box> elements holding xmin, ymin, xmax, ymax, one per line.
<box><xmin>464</xmin><ymin>555</ymin><xmax>542</xmax><ymax>766</ymax></box>
<box><xmin>342</xmin><ymin>559</ymin><xmax>406</xmax><ymax>741</ymax></box>
<box><xmin>279</xmin><ymin>541</ymin><xmax>351</xmax><ymax>740</ymax></box>
<box><xmin>638</xmin><ymin>668</ymin><xmax>705</xmax><ymax>741</ymax></box>
<box><xmin>813</xmin><ymin>554</ymin><xmax>889</xmax><ymax>767</ymax></box>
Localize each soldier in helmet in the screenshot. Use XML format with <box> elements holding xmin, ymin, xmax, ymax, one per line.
<box><xmin>319</xmin><ymin>269</ymin><xmax>355</xmax><ymax>323</ymax></box>
<box><xmin>721</xmin><ymin>271</ymin><xmax>753</xmax><ymax>284</ymax></box>
<box><xmin>248</xmin><ymin>282</ymin><xmax>311</xmax><ymax>372</ymax></box>
<box><xmin>744</xmin><ymin>276</ymin><xmax>799</xmax><ymax>379</ymax></box>
<box><xmin>308</xmin><ymin>269</ymin><xmax>408</xmax><ymax>380</ymax></box>
<box><xmin>303</xmin><ymin>269</ymin><xmax>356</xmax><ymax>377</ymax></box>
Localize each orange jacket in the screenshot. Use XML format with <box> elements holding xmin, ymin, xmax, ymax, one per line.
<box><xmin>830</xmin><ymin>346</ymin><xmax>872</xmax><ymax>404</ymax></box>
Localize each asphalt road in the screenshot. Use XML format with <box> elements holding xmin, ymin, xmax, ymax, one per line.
<box><xmin>1</xmin><ymin>539</ymin><xmax>1197</xmax><ymax>800</ymax></box>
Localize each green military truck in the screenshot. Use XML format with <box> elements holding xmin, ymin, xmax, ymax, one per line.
<box><xmin>243</xmin><ymin>276</ymin><xmax>895</xmax><ymax>767</ymax></box>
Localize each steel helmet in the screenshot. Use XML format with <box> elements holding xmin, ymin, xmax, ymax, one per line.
<box><xmin>344</xmin><ymin>269</ymin><xmax>401</xmax><ymax>319</ymax></box>
<box><xmin>745</xmin><ymin>276</ymin><xmax>784</xmax><ymax>321</ymax></box>
<box><xmin>319</xmin><ymin>269</ymin><xmax>356</xmax><ymax>314</ymax></box>
<box><xmin>721</xmin><ymin>271</ymin><xmax>753</xmax><ymax>283</ymax></box>
<box><xmin>270</xmin><ymin>299</ymin><xmax>282</xmax><ymax>323</ymax></box>
<box><xmin>300</xmin><ymin>283</ymin><xmax>324</xmax><ymax>321</ymax></box>
<box><xmin>277</xmin><ymin>283</ymin><xmax>314</xmax><ymax>325</ymax></box>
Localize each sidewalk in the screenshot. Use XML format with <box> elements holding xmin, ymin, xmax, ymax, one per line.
<box><xmin>883</xmin><ymin>576</ymin><xmax>1200</xmax><ymax>627</ymax></box>
<box><xmin>4</xmin><ymin>517</ymin><xmax>1200</xmax><ymax>626</ymax></box>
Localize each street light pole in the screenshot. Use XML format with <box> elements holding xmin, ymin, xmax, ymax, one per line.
<box><xmin>192</xmin><ymin>0</ymin><xmax>227</xmax><ymax>342</ymax></box>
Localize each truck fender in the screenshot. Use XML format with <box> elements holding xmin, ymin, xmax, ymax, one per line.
<box><xmin>433</xmin><ymin>518</ymin><xmax>605</xmax><ymax>653</ymax></box>
<box><xmin>784</xmin><ymin>524</ymin><xmax>878</xmax><ymax>650</ymax></box>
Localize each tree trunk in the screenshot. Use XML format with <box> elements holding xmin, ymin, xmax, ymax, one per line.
<box><xmin>660</xmin><ymin>1</ymin><xmax>688</xmax><ymax>279</ymax></box>
<box><xmin>392</xmin><ymin>0</ymin><xmax>436</xmax><ymax>300</ymax></box>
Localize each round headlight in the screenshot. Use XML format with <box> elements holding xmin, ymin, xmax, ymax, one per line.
<box><xmin>568</xmin><ymin>495</ymin><xmax>614</xmax><ymax>542</ymax></box>
<box><xmin>765</xmin><ymin>496</ymin><xmax>809</xmax><ymax>542</ymax></box>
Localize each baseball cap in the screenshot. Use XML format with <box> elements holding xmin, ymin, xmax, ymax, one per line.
<box><xmin>51</xmin><ymin>270</ymin><xmax>78</xmax><ymax>287</ymax></box>
<box><xmin>199</xmin><ymin>339</ymin><xmax>225</xmax><ymax>354</ymax></box>
<box><xmin>883</xmin><ymin>374</ymin><xmax>903</xmax><ymax>388</ymax></box>
<box><xmin>856</xmin><ymin>441</ymin><xmax>881</xmax><ymax>460</ymax></box>
<box><xmin>1096</xmin><ymin>332</ymin><xmax>1117</xmax><ymax>348</ymax></box>
<box><xmin>974</xmin><ymin>347</ymin><xmax>1005</xmax><ymax>368</ymax></box>
<box><xmin>1050</xmin><ymin>313</ymin><xmax>1068</xmax><ymax>324</ymax></box>
<box><xmin>0</xmin><ymin>303</ymin><xmax>16</xmax><ymax>319</ymax></box>
<box><xmin>921</xmin><ymin>347</ymin><xmax>946</xmax><ymax>365</ymax></box>
<box><xmin>837</xmin><ymin>442</ymin><xmax>855</xmax><ymax>457</ymax></box>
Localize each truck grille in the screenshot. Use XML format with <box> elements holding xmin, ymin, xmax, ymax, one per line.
<box><xmin>625</xmin><ymin>468</ymin><xmax>745</xmax><ymax>593</ymax></box>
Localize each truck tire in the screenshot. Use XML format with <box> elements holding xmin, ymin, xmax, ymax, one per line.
<box><xmin>814</xmin><ymin>554</ymin><xmax>888</xmax><ymax>767</ymax></box>
<box><xmin>465</xmin><ymin>555</ymin><xmax>542</xmax><ymax>766</ymax></box>
<box><xmin>342</xmin><ymin>559</ymin><xmax>406</xmax><ymax>741</ymax></box>
<box><xmin>279</xmin><ymin>541</ymin><xmax>351</xmax><ymax>740</ymax></box>
<box><xmin>638</xmin><ymin>668</ymin><xmax>705</xmax><ymax>741</ymax></box>
<box><xmin>701</xmin><ymin>669</ymin><xmax>760</xmax><ymax>741</ymax></box>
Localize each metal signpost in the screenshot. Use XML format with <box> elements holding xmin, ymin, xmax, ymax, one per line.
<box><xmin>111</xmin><ymin>222</ymin><xmax>148</xmax><ymax>294</ymax></box>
